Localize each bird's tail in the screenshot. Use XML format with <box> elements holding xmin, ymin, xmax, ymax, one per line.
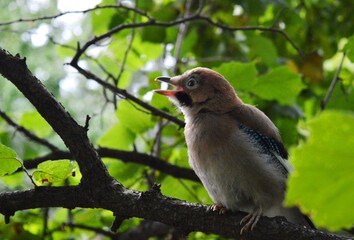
<box><xmin>283</xmin><ymin>206</ymin><xmax>315</xmax><ymax>229</ymax></box>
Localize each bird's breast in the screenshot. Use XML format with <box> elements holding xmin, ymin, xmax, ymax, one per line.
<box><xmin>184</xmin><ymin>113</ymin><xmax>286</xmax><ymax>211</ymax></box>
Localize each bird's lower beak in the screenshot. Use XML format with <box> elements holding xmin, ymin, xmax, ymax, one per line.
<box><xmin>155</xmin><ymin>76</ymin><xmax>182</xmax><ymax>96</ymax></box>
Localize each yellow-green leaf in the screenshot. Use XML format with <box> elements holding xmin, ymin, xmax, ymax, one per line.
<box><xmin>33</xmin><ymin>160</ymin><xmax>76</xmax><ymax>186</ymax></box>
<box><xmin>248</xmin><ymin>35</ymin><xmax>278</xmax><ymax>66</ymax></box>
<box><xmin>286</xmin><ymin>110</ymin><xmax>354</xmax><ymax>230</ymax></box>
<box><xmin>252</xmin><ymin>66</ymin><xmax>305</xmax><ymax>105</ymax></box>
<box><xmin>344</xmin><ymin>34</ymin><xmax>354</xmax><ymax>62</ymax></box>
<box><xmin>19</xmin><ymin>111</ymin><xmax>52</xmax><ymax>138</ymax></box>
<box><xmin>116</xmin><ymin>100</ymin><xmax>153</xmax><ymax>134</ymax></box>
<box><xmin>97</xmin><ymin>123</ymin><xmax>135</xmax><ymax>151</ymax></box>
<box><xmin>212</xmin><ymin>62</ymin><xmax>258</xmax><ymax>91</ymax></box>
<box><xmin>0</xmin><ymin>144</ymin><xmax>22</xmax><ymax>176</ymax></box>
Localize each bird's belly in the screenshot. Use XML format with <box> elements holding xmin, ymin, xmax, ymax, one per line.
<box><xmin>187</xmin><ymin>131</ymin><xmax>286</xmax><ymax>213</ymax></box>
<box><xmin>189</xmin><ymin>150</ymin><xmax>253</xmax><ymax>212</ymax></box>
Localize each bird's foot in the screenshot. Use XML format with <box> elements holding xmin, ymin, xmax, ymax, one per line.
<box><xmin>240</xmin><ymin>207</ymin><xmax>262</xmax><ymax>235</ymax></box>
<box><xmin>209</xmin><ymin>204</ymin><xmax>228</xmax><ymax>214</ymax></box>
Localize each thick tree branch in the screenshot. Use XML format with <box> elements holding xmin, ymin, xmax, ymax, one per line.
<box><xmin>0</xmin><ymin>48</ymin><xmax>113</xmax><ymax>186</ymax></box>
<box><xmin>0</xmin><ymin>184</ymin><xmax>347</xmax><ymax>240</ymax></box>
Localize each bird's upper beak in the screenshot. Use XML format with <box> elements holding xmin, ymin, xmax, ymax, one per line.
<box><xmin>154</xmin><ymin>76</ymin><xmax>184</xmax><ymax>96</ymax></box>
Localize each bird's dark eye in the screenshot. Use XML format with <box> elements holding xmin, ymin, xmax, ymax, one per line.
<box><xmin>186</xmin><ymin>77</ymin><xmax>198</xmax><ymax>89</ymax></box>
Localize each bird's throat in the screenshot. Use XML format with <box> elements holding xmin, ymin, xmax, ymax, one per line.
<box><xmin>175</xmin><ymin>91</ymin><xmax>192</xmax><ymax>107</ymax></box>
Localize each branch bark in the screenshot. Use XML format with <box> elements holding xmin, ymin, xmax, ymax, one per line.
<box><xmin>0</xmin><ymin>183</ymin><xmax>347</xmax><ymax>240</ymax></box>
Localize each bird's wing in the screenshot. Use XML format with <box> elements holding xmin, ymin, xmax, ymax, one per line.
<box><xmin>227</xmin><ymin>105</ymin><xmax>290</xmax><ymax>176</ymax></box>
<box><xmin>238</xmin><ymin>124</ymin><xmax>291</xmax><ymax>176</ymax></box>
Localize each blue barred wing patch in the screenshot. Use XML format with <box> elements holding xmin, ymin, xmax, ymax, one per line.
<box><xmin>239</xmin><ymin>124</ymin><xmax>289</xmax><ymax>176</ymax></box>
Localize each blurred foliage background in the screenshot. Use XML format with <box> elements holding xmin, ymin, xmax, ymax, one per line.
<box><xmin>0</xmin><ymin>0</ymin><xmax>354</xmax><ymax>239</ymax></box>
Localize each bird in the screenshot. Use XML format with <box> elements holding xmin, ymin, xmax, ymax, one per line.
<box><xmin>155</xmin><ymin>67</ymin><xmax>313</xmax><ymax>234</ymax></box>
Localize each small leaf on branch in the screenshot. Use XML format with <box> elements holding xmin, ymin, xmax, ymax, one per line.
<box><xmin>0</xmin><ymin>144</ymin><xmax>22</xmax><ymax>176</ymax></box>
<box><xmin>32</xmin><ymin>160</ymin><xmax>77</xmax><ymax>186</ymax></box>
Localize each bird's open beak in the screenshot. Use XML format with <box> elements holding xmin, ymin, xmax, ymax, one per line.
<box><xmin>154</xmin><ymin>76</ymin><xmax>183</xmax><ymax>96</ymax></box>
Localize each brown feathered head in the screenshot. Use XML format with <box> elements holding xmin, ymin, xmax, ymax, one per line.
<box><xmin>155</xmin><ymin>67</ymin><xmax>241</xmax><ymax>116</ymax></box>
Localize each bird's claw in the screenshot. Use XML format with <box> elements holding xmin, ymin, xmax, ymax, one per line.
<box><xmin>240</xmin><ymin>207</ymin><xmax>262</xmax><ymax>235</ymax></box>
<box><xmin>209</xmin><ymin>204</ymin><xmax>228</xmax><ymax>214</ymax></box>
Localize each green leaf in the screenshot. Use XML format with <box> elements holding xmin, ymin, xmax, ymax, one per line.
<box><xmin>286</xmin><ymin>110</ymin><xmax>354</xmax><ymax>230</ymax></box>
<box><xmin>344</xmin><ymin>35</ymin><xmax>354</xmax><ymax>62</ymax></box>
<box><xmin>97</xmin><ymin>123</ymin><xmax>135</xmax><ymax>151</ymax></box>
<box><xmin>252</xmin><ymin>66</ymin><xmax>305</xmax><ymax>105</ymax></box>
<box><xmin>326</xmin><ymin>82</ymin><xmax>354</xmax><ymax>111</ymax></box>
<box><xmin>19</xmin><ymin>111</ymin><xmax>52</xmax><ymax>138</ymax></box>
<box><xmin>160</xmin><ymin>176</ymin><xmax>211</xmax><ymax>204</ymax></box>
<box><xmin>178</xmin><ymin>28</ymin><xmax>198</xmax><ymax>57</ymax></box>
<box><xmin>0</xmin><ymin>144</ymin><xmax>22</xmax><ymax>176</ymax></box>
<box><xmin>33</xmin><ymin>160</ymin><xmax>76</xmax><ymax>186</ymax></box>
<box><xmin>106</xmin><ymin>160</ymin><xmax>146</xmax><ymax>190</ymax></box>
<box><xmin>150</xmin><ymin>3</ymin><xmax>178</xmax><ymax>22</ymax></box>
<box><xmin>168</xmin><ymin>146</ymin><xmax>189</xmax><ymax>168</ymax></box>
<box><xmin>136</xmin><ymin>0</ymin><xmax>154</xmax><ymax>11</ymax></box>
<box><xmin>212</xmin><ymin>62</ymin><xmax>258</xmax><ymax>91</ymax></box>
<box><xmin>116</xmin><ymin>100</ymin><xmax>153</xmax><ymax>134</ymax></box>
<box><xmin>131</xmin><ymin>35</ymin><xmax>164</xmax><ymax>62</ymax></box>
<box><xmin>91</xmin><ymin>0</ymin><xmax>117</xmax><ymax>34</ymax></box>
<box><xmin>108</xmin><ymin>13</ymin><xmax>127</xmax><ymax>30</ymax></box>
<box><xmin>141</xmin><ymin>26</ymin><xmax>166</xmax><ymax>43</ymax></box>
<box><xmin>248</xmin><ymin>35</ymin><xmax>278</xmax><ymax>66</ymax></box>
<box><xmin>151</xmin><ymin>92</ymin><xmax>172</xmax><ymax>111</ymax></box>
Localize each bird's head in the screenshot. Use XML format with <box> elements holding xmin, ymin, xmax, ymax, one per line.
<box><xmin>155</xmin><ymin>67</ymin><xmax>241</xmax><ymax>116</ymax></box>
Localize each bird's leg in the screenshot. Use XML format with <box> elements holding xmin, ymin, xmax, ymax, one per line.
<box><xmin>240</xmin><ymin>207</ymin><xmax>262</xmax><ymax>234</ymax></box>
<box><xmin>209</xmin><ymin>203</ymin><xmax>228</xmax><ymax>214</ymax></box>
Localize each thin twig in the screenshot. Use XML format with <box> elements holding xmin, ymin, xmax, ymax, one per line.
<box><xmin>63</xmin><ymin>223</ymin><xmax>117</xmax><ymax>238</ymax></box>
<box><xmin>0</xmin><ymin>3</ymin><xmax>304</xmax><ymax>62</ymax></box>
<box><xmin>177</xmin><ymin>178</ymin><xmax>202</xmax><ymax>203</ymax></box>
<box><xmin>22</xmin><ymin>148</ymin><xmax>199</xmax><ymax>182</ymax></box>
<box><xmin>42</xmin><ymin>208</ymin><xmax>50</xmax><ymax>240</ymax></box>
<box><xmin>321</xmin><ymin>52</ymin><xmax>346</xmax><ymax>110</ymax></box>
<box><xmin>70</xmin><ymin>64</ymin><xmax>185</xmax><ymax>127</ymax></box>
<box><xmin>112</xmin><ymin>3</ymin><xmax>138</xmax><ymax>108</ymax></box>
<box><xmin>70</xmin><ymin>12</ymin><xmax>304</xmax><ymax>65</ymax></box>
<box><xmin>0</xmin><ymin>4</ymin><xmax>152</xmax><ymax>27</ymax></box>
<box><xmin>0</xmin><ymin>109</ymin><xmax>60</xmax><ymax>152</ymax></box>
<box><xmin>21</xmin><ymin>162</ymin><xmax>38</xmax><ymax>187</ymax></box>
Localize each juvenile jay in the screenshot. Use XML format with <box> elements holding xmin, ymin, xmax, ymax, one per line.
<box><xmin>155</xmin><ymin>67</ymin><xmax>313</xmax><ymax>233</ymax></box>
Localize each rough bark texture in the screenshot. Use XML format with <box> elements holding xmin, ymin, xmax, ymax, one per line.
<box><xmin>0</xmin><ymin>48</ymin><xmax>349</xmax><ymax>240</ymax></box>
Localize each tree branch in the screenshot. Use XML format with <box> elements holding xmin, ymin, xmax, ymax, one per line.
<box><xmin>0</xmin><ymin>48</ymin><xmax>113</xmax><ymax>186</ymax></box>
<box><xmin>22</xmin><ymin>148</ymin><xmax>199</xmax><ymax>182</ymax></box>
<box><xmin>0</xmin><ymin>4</ymin><xmax>153</xmax><ymax>27</ymax></box>
<box><xmin>0</xmin><ymin>184</ymin><xmax>347</xmax><ymax>240</ymax></box>
<box><xmin>69</xmin><ymin>63</ymin><xmax>185</xmax><ymax>127</ymax></box>
<box><xmin>70</xmin><ymin>11</ymin><xmax>304</xmax><ymax>65</ymax></box>
<box><xmin>0</xmin><ymin>109</ymin><xmax>60</xmax><ymax>152</ymax></box>
<box><xmin>321</xmin><ymin>52</ymin><xmax>346</xmax><ymax>110</ymax></box>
